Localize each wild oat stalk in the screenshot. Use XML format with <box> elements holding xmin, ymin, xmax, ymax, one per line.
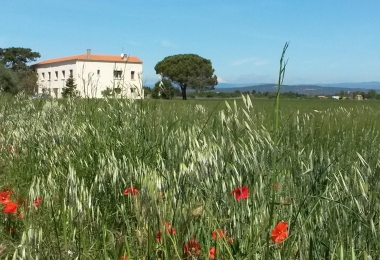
<box><xmin>265</xmin><ymin>41</ymin><xmax>289</xmax><ymax>260</ymax></box>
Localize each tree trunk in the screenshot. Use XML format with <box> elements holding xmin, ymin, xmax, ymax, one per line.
<box><xmin>181</xmin><ymin>85</ymin><xmax>187</xmax><ymax>100</ymax></box>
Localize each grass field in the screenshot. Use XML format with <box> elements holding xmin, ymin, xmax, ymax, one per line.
<box><xmin>0</xmin><ymin>96</ymin><xmax>380</xmax><ymax>259</ymax></box>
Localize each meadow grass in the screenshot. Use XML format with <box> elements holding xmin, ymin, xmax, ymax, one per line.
<box><xmin>0</xmin><ymin>96</ymin><xmax>380</xmax><ymax>259</ymax></box>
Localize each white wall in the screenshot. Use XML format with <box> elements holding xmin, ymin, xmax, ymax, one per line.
<box><xmin>76</xmin><ymin>60</ymin><xmax>143</xmax><ymax>98</ymax></box>
<box><xmin>35</xmin><ymin>61</ymin><xmax>77</xmax><ymax>98</ymax></box>
<box><xmin>35</xmin><ymin>60</ymin><xmax>143</xmax><ymax>99</ymax></box>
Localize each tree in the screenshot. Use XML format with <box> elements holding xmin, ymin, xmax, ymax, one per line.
<box><xmin>19</xmin><ymin>69</ymin><xmax>38</xmax><ymax>95</ymax></box>
<box><xmin>0</xmin><ymin>47</ymin><xmax>40</xmax><ymax>72</ymax></box>
<box><xmin>339</xmin><ymin>90</ymin><xmax>345</xmax><ymax>100</ymax></box>
<box><xmin>154</xmin><ymin>54</ymin><xmax>218</xmax><ymax>100</ymax></box>
<box><xmin>152</xmin><ymin>79</ymin><xmax>176</xmax><ymax>99</ymax></box>
<box><xmin>0</xmin><ymin>47</ymin><xmax>40</xmax><ymax>95</ymax></box>
<box><xmin>143</xmin><ymin>86</ymin><xmax>152</xmax><ymax>98</ymax></box>
<box><xmin>101</xmin><ymin>87</ymin><xmax>113</xmax><ymax>98</ymax></box>
<box><xmin>62</xmin><ymin>73</ymin><xmax>79</xmax><ymax>98</ymax></box>
<box><xmin>0</xmin><ymin>64</ymin><xmax>19</xmax><ymax>94</ymax></box>
<box><xmin>367</xmin><ymin>89</ymin><xmax>377</xmax><ymax>100</ymax></box>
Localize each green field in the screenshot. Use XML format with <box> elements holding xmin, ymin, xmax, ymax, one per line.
<box><xmin>0</xmin><ymin>96</ymin><xmax>380</xmax><ymax>259</ymax></box>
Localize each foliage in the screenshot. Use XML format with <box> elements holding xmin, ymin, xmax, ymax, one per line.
<box><xmin>18</xmin><ymin>69</ymin><xmax>38</xmax><ymax>95</ymax></box>
<box><xmin>143</xmin><ymin>86</ymin><xmax>152</xmax><ymax>98</ymax></box>
<box><xmin>367</xmin><ymin>89</ymin><xmax>378</xmax><ymax>99</ymax></box>
<box><xmin>151</xmin><ymin>79</ymin><xmax>176</xmax><ymax>99</ymax></box>
<box><xmin>100</xmin><ymin>87</ymin><xmax>122</xmax><ymax>98</ymax></box>
<box><xmin>154</xmin><ymin>54</ymin><xmax>218</xmax><ymax>100</ymax></box>
<box><xmin>0</xmin><ymin>64</ymin><xmax>19</xmax><ymax>94</ymax></box>
<box><xmin>101</xmin><ymin>87</ymin><xmax>113</xmax><ymax>97</ymax></box>
<box><xmin>62</xmin><ymin>73</ymin><xmax>79</xmax><ymax>98</ymax></box>
<box><xmin>0</xmin><ymin>47</ymin><xmax>40</xmax><ymax>72</ymax></box>
<box><xmin>0</xmin><ymin>47</ymin><xmax>40</xmax><ymax>95</ymax></box>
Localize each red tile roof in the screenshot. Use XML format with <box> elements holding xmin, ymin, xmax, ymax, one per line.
<box><xmin>34</xmin><ymin>53</ymin><xmax>142</xmax><ymax>65</ymax></box>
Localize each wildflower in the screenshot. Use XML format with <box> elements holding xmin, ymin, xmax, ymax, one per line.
<box><xmin>119</xmin><ymin>254</ymin><xmax>128</xmax><ymax>260</ymax></box>
<box><xmin>209</xmin><ymin>247</ymin><xmax>216</xmax><ymax>259</ymax></box>
<box><xmin>183</xmin><ymin>238</ymin><xmax>201</xmax><ymax>257</ymax></box>
<box><xmin>274</xmin><ymin>183</ymin><xmax>279</xmax><ymax>190</ymax></box>
<box><xmin>8</xmin><ymin>146</ymin><xmax>18</xmax><ymax>154</ymax></box>
<box><xmin>4</xmin><ymin>202</ymin><xmax>18</xmax><ymax>214</ymax></box>
<box><xmin>156</xmin><ymin>231</ymin><xmax>162</xmax><ymax>243</ymax></box>
<box><xmin>231</xmin><ymin>186</ymin><xmax>249</xmax><ymax>200</ymax></box>
<box><xmin>163</xmin><ymin>221</ymin><xmax>176</xmax><ymax>235</ymax></box>
<box><xmin>167</xmin><ymin>226</ymin><xmax>176</xmax><ymax>234</ymax></box>
<box><xmin>271</xmin><ymin>221</ymin><xmax>289</xmax><ymax>243</ymax></box>
<box><xmin>123</xmin><ymin>187</ymin><xmax>138</xmax><ymax>196</ymax></box>
<box><xmin>33</xmin><ymin>197</ymin><xmax>43</xmax><ymax>207</ymax></box>
<box><xmin>212</xmin><ymin>229</ymin><xmax>226</xmax><ymax>240</ymax></box>
<box><xmin>228</xmin><ymin>237</ymin><xmax>234</xmax><ymax>245</ymax></box>
<box><xmin>0</xmin><ymin>191</ymin><xmax>11</xmax><ymax>204</ymax></box>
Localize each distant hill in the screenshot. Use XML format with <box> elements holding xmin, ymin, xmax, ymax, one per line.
<box><xmin>145</xmin><ymin>81</ymin><xmax>380</xmax><ymax>95</ymax></box>
<box><xmin>318</xmin><ymin>81</ymin><xmax>380</xmax><ymax>89</ymax></box>
<box><xmin>214</xmin><ymin>82</ymin><xmax>380</xmax><ymax>95</ymax></box>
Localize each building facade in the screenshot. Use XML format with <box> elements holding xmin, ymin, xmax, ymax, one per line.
<box><xmin>32</xmin><ymin>50</ymin><xmax>143</xmax><ymax>98</ymax></box>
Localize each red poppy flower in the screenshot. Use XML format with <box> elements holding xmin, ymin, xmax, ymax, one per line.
<box><xmin>156</xmin><ymin>231</ymin><xmax>162</xmax><ymax>243</ymax></box>
<box><xmin>183</xmin><ymin>238</ymin><xmax>201</xmax><ymax>257</ymax></box>
<box><xmin>212</xmin><ymin>229</ymin><xmax>226</xmax><ymax>240</ymax></box>
<box><xmin>4</xmin><ymin>201</ymin><xmax>18</xmax><ymax>214</ymax></box>
<box><xmin>33</xmin><ymin>197</ymin><xmax>43</xmax><ymax>207</ymax></box>
<box><xmin>119</xmin><ymin>254</ymin><xmax>128</xmax><ymax>260</ymax></box>
<box><xmin>123</xmin><ymin>187</ymin><xmax>138</xmax><ymax>196</ymax></box>
<box><xmin>228</xmin><ymin>237</ymin><xmax>234</xmax><ymax>245</ymax></box>
<box><xmin>231</xmin><ymin>186</ymin><xmax>249</xmax><ymax>200</ymax></box>
<box><xmin>163</xmin><ymin>221</ymin><xmax>171</xmax><ymax>229</ymax></box>
<box><xmin>274</xmin><ymin>183</ymin><xmax>279</xmax><ymax>190</ymax></box>
<box><xmin>271</xmin><ymin>221</ymin><xmax>289</xmax><ymax>243</ymax></box>
<box><xmin>168</xmin><ymin>227</ymin><xmax>176</xmax><ymax>234</ymax></box>
<box><xmin>163</xmin><ymin>221</ymin><xmax>176</xmax><ymax>235</ymax></box>
<box><xmin>209</xmin><ymin>247</ymin><xmax>216</xmax><ymax>259</ymax></box>
<box><xmin>0</xmin><ymin>191</ymin><xmax>11</xmax><ymax>204</ymax></box>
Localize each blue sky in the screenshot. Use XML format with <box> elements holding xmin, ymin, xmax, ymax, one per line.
<box><xmin>1</xmin><ymin>0</ymin><xmax>380</xmax><ymax>85</ymax></box>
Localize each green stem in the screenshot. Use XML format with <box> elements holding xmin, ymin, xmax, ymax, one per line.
<box><xmin>265</xmin><ymin>42</ymin><xmax>289</xmax><ymax>260</ymax></box>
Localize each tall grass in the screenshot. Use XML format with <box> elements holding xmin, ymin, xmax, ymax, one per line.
<box><xmin>0</xmin><ymin>89</ymin><xmax>380</xmax><ymax>258</ymax></box>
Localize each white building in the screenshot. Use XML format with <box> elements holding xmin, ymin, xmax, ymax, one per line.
<box><xmin>32</xmin><ymin>49</ymin><xmax>143</xmax><ymax>98</ymax></box>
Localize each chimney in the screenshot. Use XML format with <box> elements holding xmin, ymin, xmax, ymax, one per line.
<box><xmin>87</xmin><ymin>49</ymin><xmax>91</xmax><ymax>59</ymax></box>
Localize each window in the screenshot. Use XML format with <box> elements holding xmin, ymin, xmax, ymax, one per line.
<box><xmin>114</xmin><ymin>70</ymin><xmax>122</xmax><ymax>79</ymax></box>
<box><xmin>62</xmin><ymin>70</ymin><xmax>65</xmax><ymax>80</ymax></box>
<box><xmin>131</xmin><ymin>71</ymin><xmax>135</xmax><ymax>80</ymax></box>
<box><xmin>69</xmin><ymin>70</ymin><xmax>73</xmax><ymax>76</ymax></box>
<box><xmin>41</xmin><ymin>72</ymin><xmax>45</xmax><ymax>81</ymax></box>
<box><xmin>48</xmin><ymin>72</ymin><xmax>51</xmax><ymax>81</ymax></box>
<box><xmin>97</xmin><ymin>69</ymin><xmax>100</xmax><ymax>76</ymax></box>
<box><xmin>130</xmin><ymin>88</ymin><xmax>135</xmax><ymax>93</ymax></box>
<box><xmin>55</xmin><ymin>71</ymin><xmax>58</xmax><ymax>80</ymax></box>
